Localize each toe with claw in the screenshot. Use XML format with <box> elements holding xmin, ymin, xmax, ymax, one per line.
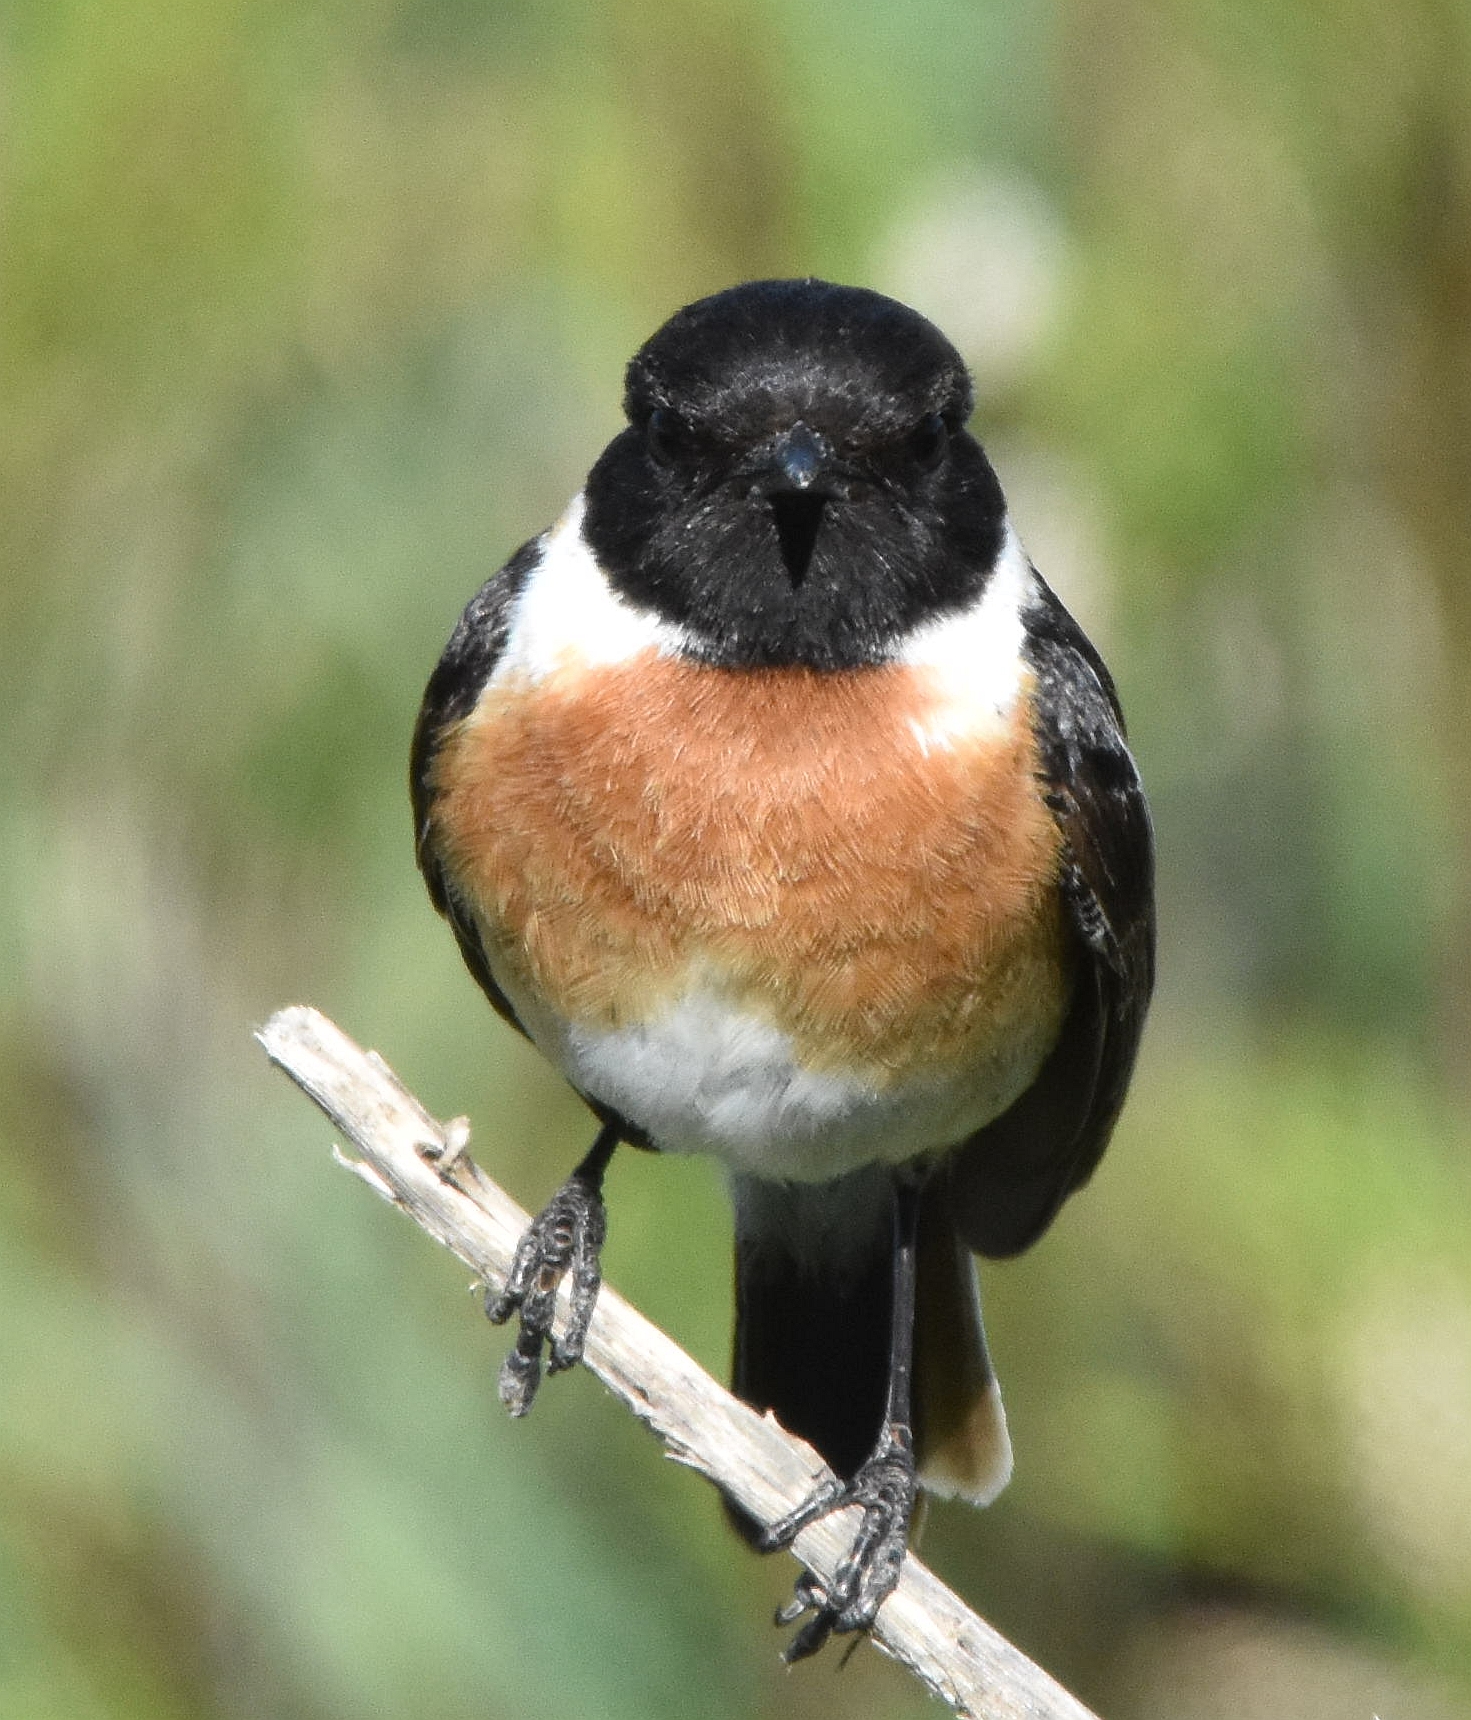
<box><xmin>485</xmin><ymin>1170</ymin><xmax>607</xmax><ymax>1416</ymax></box>
<box><xmin>761</xmin><ymin>1426</ymin><xmax>919</xmax><ymax>1662</ymax></box>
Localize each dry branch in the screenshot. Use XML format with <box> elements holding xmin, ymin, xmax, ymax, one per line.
<box><xmin>257</xmin><ymin>1004</ymin><xmax>1100</xmax><ymax>1720</ymax></box>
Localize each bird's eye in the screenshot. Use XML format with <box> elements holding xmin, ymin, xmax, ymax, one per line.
<box><xmin>646</xmin><ymin>408</ymin><xmax>690</xmax><ymax>466</ymax></box>
<box><xmin>908</xmin><ymin>412</ymin><xmax>949</xmax><ymax>471</ymax></box>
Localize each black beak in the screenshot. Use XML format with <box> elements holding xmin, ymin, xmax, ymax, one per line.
<box><xmin>760</xmin><ymin>423</ymin><xmax>832</xmax><ymax>585</ymax></box>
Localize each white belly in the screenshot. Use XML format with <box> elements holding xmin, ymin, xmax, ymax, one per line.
<box><xmin>507</xmin><ymin>970</ymin><xmax>1056</xmax><ymax>1183</ymax></box>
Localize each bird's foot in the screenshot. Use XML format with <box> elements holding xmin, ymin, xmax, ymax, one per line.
<box><xmin>760</xmin><ymin>1424</ymin><xmax>919</xmax><ymax>1662</ymax></box>
<box><xmin>484</xmin><ymin>1170</ymin><xmax>606</xmax><ymax>1416</ymax></box>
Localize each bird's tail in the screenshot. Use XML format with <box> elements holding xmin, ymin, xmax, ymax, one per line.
<box><xmin>730</xmin><ymin>1169</ymin><xmax>1012</xmax><ymax>1507</ymax></box>
<box><xmin>911</xmin><ymin>1184</ymin><xmax>1013</xmax><ymax>1504</ymax></box>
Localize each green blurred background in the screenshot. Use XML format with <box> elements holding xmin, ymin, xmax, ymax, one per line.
<box><xmin>4</xmin><ymin>1</ymin><xmax>1470</xmax><ymax>1715</ymax></box>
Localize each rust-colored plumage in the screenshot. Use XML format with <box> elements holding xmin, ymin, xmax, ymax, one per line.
<box><xmin>428</xmin><ymin>649</ymin><xmax>1069</xmax><ymax>1089</ymax></box>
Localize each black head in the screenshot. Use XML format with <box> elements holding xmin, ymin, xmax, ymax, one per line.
<box><xmin>581</xmin><ymin>279</ymin><xmax>1008</xmax><ymax>669</ymax></box>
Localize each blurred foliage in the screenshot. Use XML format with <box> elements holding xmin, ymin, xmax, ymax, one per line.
<box><xmin>2</xmin><ymin>1</ymin><xmax>1469</xmax><ymax>1716</ymax></box>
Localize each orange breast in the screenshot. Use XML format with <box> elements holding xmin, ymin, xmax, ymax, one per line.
<box><xmin>428</xmin><ymin>651</ymin><xmax>1069</xmax><ymax>1085</ymax></box>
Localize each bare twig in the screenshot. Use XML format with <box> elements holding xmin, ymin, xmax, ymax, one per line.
<box><xmin>256</xmin><ymin>1004</ymin><xmax>1100</xmax><ymax>1720</ymax></box>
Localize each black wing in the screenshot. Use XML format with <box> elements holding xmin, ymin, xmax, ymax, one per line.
<box><xmin>409</xmin><ymin>536</ymin><xmax>541</xmax><ymax>1038</ymax></box>
<box><xmin>948</xmin><ymin>575</ymin><xmax>1156</xmax><ymax>1258</ymax></box>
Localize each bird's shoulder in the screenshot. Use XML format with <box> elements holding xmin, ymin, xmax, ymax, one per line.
<box><xmin>410</xmin><ymin>533</ymin><xmax>543</xmax><ymax>883</ymax></box>
<box><xmin>950</xmin><ymin>571</ymin><xmax>1156</xmax><ymax>1257</ymax></box>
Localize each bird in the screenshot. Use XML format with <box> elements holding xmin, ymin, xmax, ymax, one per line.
<box><xmin>410</xmin><ymin>278</ymin><xmax>1155</xmax><ymax>1658</ymax></box>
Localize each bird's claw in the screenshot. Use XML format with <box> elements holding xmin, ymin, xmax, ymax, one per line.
<box><xmin>762</xmin><ymin>1428</ymin><xmax>919</xmax><ymax>1662</ymax></box>
<box><xmin>484</xmin><ymin>1172</ymin><xmax>606</xmax><ymax>1415</ymax></box>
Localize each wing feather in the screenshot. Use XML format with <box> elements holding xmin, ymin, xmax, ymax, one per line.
<box><xmin>409</xmin><ymin>536</ymin><xmax>542</xmax><ymax>1038</ymax></box>
<box><xmin>949</xmin><ymin>577</ymin><xmax>1155</xmax><ymax>1258</ymax></box>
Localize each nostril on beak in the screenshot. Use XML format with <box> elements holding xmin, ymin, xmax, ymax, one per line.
<box><xmin>768</xmin><ymin>422</ymin><xmax>829</xmax><ymax>494</ymax></box>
